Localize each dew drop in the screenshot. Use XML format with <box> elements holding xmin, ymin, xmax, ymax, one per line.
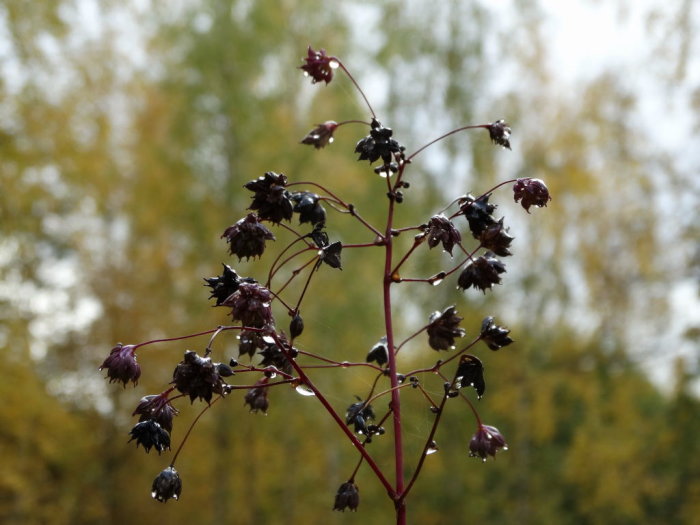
<box><xmin>426</xmin><ymin>441</ymin><xmax>439</xmax><ymax>455</ymax></box>
<box><xmin>151</xmin><ymin>491</ymin><xmax>157</xmax><ymax>498</ymax></box>
<box><xmin>303</xmin><ymin>71</ymin><xmax>309</xmax><ymax>77</ymax></box>
<box><xmin>295</xmin><ymin>384</ymin><xmax>316</xmax><ymax>396</ymax></box>
<box><xmin>503</xmin><ymin>446</ymin><xmax>509</xmax><ymax>451</ymax></box>
<box><xmin>329</xmin><ymin>137</ymin><xmax>334</xmax><ymax>143</ymax></box>
<box><xmin>431</xmin><ymin>278</ymin><xmax>443</xmax><ymax>286</ymax></box>
<box><xmin>262</xmin><ymin>335</ymin><xmax>275</xmax><ymax>344</ymax></box>
<box><xmin>329</xmin><ymin>59</ymin><xmax>340</xmax><ymax>69</ymax></box>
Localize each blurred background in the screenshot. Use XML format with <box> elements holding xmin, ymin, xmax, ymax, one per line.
<box><xmin>1</xmin><ymin>0</ymin><xmax>698</xmax><ymax>523</ymax></box>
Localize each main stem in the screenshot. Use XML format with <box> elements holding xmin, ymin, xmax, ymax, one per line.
<box><xmin>383</xmin><ymin>195</ymin><xmax>406</xmax><ymax>524</ymax></box>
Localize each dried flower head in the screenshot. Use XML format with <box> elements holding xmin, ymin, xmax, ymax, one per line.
<box><xmin>301</xmin><ymin>121</ymin><xmax>338</xmax><ymax>148</ymax></box>
<box><xmin>455</xmin><ymin>355</ymin><xmax>485</xmax><ymax>398</ymax></box>
<box><xmin>427</xmin><ymin>306</ymin><xmax>466</xmax><ymax>351</ymax></box>
<box><xmin>478</xmin><ymin>217</ymin><xmax>514</xmax><ymax>257</ymax></box>
<box><xmin>204</xmin><ymin>264</ymin><xmax>255</xmax><ymax>306</ymax></box>
<box><xmin>238</xmin><ymin>329</ymin><xmax>266</xmax><ymax>358</ymax></box>
<box><xmin>223</xmin><ymin>281</ymin><xmax>274</xmax><ymax>328</ymax></box>
<box><xmin>487</xmin><ymin>119</ymin><xmax>511</xmax><ymax>149</ymax></box>
<box><xmin>99</xmin><ymin>343</ymin><xmax>141</xmax><ymax>387</ymax></box>
<box><xmin>480</xmin><ymin>316</ymin><xmax>513</xmax><ymax>350</ymax></box>
<box><xmin>245</xmin><ymin>172</ymin><xmax>293</xmax><ymax>224</ymax></box>
<box><xmin>152</xmin><ymin>466</ymin><xmax>182</xmax><ymax>503</ymax></box>
<box><xmin>300</xmin><ymin>46</ymin><xmax>336</xmax><ymax>84</ymax></box>
<box><xmin>457</xmin><ymin>252</ymin><xmax>506</xmax><ymax>293</ymax></box>
<box><xmin>221</xmin><ymin>213</ymin><xmax>275</xmax><ymax>261</ymax></box>
<box><xmin>366</xmin><ymin>336</ymin><xmax>389</xmax><ymax>367</ymax></box>
<box><xmin>333</xmin><ymin>481</ymin><xmax>359</xmax><ymax>512</ymax></box>
<box><xmin>319</xmin><ymin>241</ymin><xmax>343</xmax><ymax>269</ymax></box>
<box><xmin>469</xmin><ymin>424</ymin><xmax>507</xmax><ymax>461</ymax></box>
<box><xmin>129</xmin><ymin>420</ymin><xmax>171</xmax><ymax>454</ymax></box>
<box><xmin>291</xmin><ymin>192</ymin><xmax>326</xmax><ymax>226</ymax></box>
<box><xmin>133</xmin><ymin>393</ymin><xmax>179</xmax><ymax>433</ymax></box>
<box><xmin>355</xmin><ymin>118</ymin><xmax>403</xmax><ymax>165</ymax></box>
<box><xmin>513</xmin><ymin>177</ymin><xmax>552</xmax><ymax>212</ymax></box>
<box><xmin>172</xmin><ymin>350</ymin><xmax>232</xmax><ymax>404</ymax></box>
<box><xmin>425</xmin><ymin>215</ymin><xmax>462</xmax><ymax>256</ymax></box>
<box><xmin>459</xmin><ymin>193</ymin><xmax>497</xmax><ymax>239</ymax></box>
<box><xmin>244</xmin><ymin>378</ymin><xmax>270</xmax><ymax>413</ymax></box>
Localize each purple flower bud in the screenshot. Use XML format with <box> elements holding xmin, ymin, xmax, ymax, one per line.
<box><xmin>245</xmin><ymin>172</ymin><xmax>293</xmax><ymax>224</ymax></box>
<box><xmin>204</xmin><ymin>264</ymin><xmax>253</xmax><ymax>306</ymax></box>
<box><xmin>424</xmin><ymin>215</ymin><xmax>462</xmax><ymax>256</ymax></box>
<box><xmin>300</xmin><ymin>46</ymin><xmax>336</xmax><ymax>84</ymax></box>
<box><xmin>427</xmin><ymin>306</ymin><xmax>465</xmax><ymax>351</ymax></box>
<box><xmin>133</xmin><ymin>393</ymin><xmax>179</xmax><ymax>433</ymax></box>
<box><xmin>457</xmin><ymin>252</ymin><xmax>506</xmax><ymax>293</ymax></box>
<box><xmin>333</xmin><ymin>481</ymin><xmax>359</xmax><ymax>512</ymax></box>
<box><xmin>152</xmin><ymin>466</ymin><xmax>182</xmax><ymax>503</ymax></box>
<box><xmin>469</xmin><ymin>424</ymin><xmax>507</xmax><ymax>461</ymax></box>
<box><xmin>221</xmin><ymin>214</ymin><xmax>275</xmax><ymax>261</ymax></box>
<box><xmin>301</xmin><ymin>121</ymin><xmax>338</xmax><ymax>149</ymax></box>
<box><xmin>480</xmin><ymin>316</ymin><xmax>513</xmax><ymax>350</ymax></box>
<box><xmin>478</xmin><ymin>217</ymin><xmax>514</xmax><ymax>257</ymax></box>
<box><xmin>172</xmin><ymin>350</ymin><xmax>232</xmax><ymax>404</ymax></box>
<box><xmin>99</xmin><ymin>343</ymin><xmax>140</xmax><ymax>387</ymax></box>
<box><xmin>513</xmin><ymin>178</ymin><xmax>552</xmax><ymax>212</ymax></box>
<box><xmin>223</xmin><ymin>281</ymin><xmax>275</xmax><ymax>328</ymax></box>
<box><xmin>354</xmin><ymin>118</ymin><xmax>403</xmax><ymax>166</ymax></box>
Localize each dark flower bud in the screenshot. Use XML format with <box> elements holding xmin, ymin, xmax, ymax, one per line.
<box><xmin>221</xmin><ymin>213</ymin><xmax>275</xmax><ymax>261</ymax></box>
<box><xmin>480</xmin><ymin>316</ymin><xmax>513</xmax><ymax>350</ymax></box>
<box><xmin>244</xmin><ymin>379</ymin><xmax>270</xmax><ymax>413</ymax></box>
<box><xmin>309</xmin><ymin>224</ymin><xmax>329</xmax><ymax>248</ymax></box>
<box><xmin>223</xmin><ymin>281</ymin><xmax>274</xmax><ymax>328</ymax></box>
<box><xmin>424</xmin><ymin>215</ymin><xmax>462</xmax><ymax>256</ymax></box>
<box><xmin>479</xmin><ymin>217</ymin><xmax>514</xmax><ymax>257</ymax></box>
<box><xmin>244</xmin><ymin>171</ymin><xmax>293</xmax><ymax>224</ymax></box>
<box><xmin>455</xmin><ymin>355</ymin><xmax>485</xmax><ymax>399</ymax></box>
<box><xmin>238</xmin><ymin>329</ymin><xmax>266</xmax><ymax>358</ymax></box>
<box><xmin>290</xmin><ymin>313</ymin><xmax>304</xmax><ymax>339</ymax></box>
<box><xmin>301</xmin><ymin>121</ymin><xmax>338</xmax><ymax>148</ymax></box>
<box><xmin>469</xmin><ymin>424</ymin><xmax>507</xmax><ymax>461</ymax></box>
<box><xmin>133</xmin><ymin>393</ymin><xmax>179</xmax><ymax>433</ymax></box>
<box><xmin>354</xmin><ymin>118</ymin><xmax>403</xmax><ymax>165</ymax></box>
<box><xmin>300</xmin><ymin>46</ymin><xmax>336</xmax><ymax>84</ymax></box>
<box><xmin>204</xmin><ymin>264</ymin><xmax>255</xmax><ymax>306</ymax></box>
<box><xmin>333</xmin><ymin>481</ymin><xmax>359</xmax><ymax>512</ymax></box>
<box><xmin>217</xmin><ymin>363</ymin><xmax>234</xmax><ymax>377</ymax></box>
<box><xmin>345</xmin><ymin>400</ymin><xmax>375</xmax><ymax>435</ymax></box>
<box><xmin>427</xmin><ymin>306</ymin><xmax>466</xmax><ymax>351</ymax></box>
<box><xmin>457</xmin><ymin>252</ymin><xmax>506</xmax><ymax>293</ymax></box>
<box><xmin>152</xmin><ymin>466</ymin><xmax>182</xmax><ymax>503</ymax></box>
<box><xmin>513</xmin><ymin>178</ymin><xmax>552</xmax><ymax>212</ymax></box>
<box><xmin>99</xmin><ymin>343</ymin><xmax>141</xmax><ymax>387</ymax></box>
<box><xmin>172</xmin><ymin>350</ymin><xmax>231</xmax><ymax>404</ymax></box>
<box><xmin>291</xmin><ymin>192</ymin><xmax>326</xmax><ymax>226</ymax></box>
<box><xmin>459</xmin><ymin>193</ymin><xmax>498</xmax><ymax>238</ymax></box>
<box><xmin>366</xmin><ymin>336</ymin><xmax>389</xmax><ymax>367</ymax></box>
<box><xmin>319</xmin><ymin>241</ymin><xmax>343</xmax><ymax>269</ymax></box>
<box><xmin>129</xmin><ymin>420</ymin><xmax>171</xmax><ymax>454</ymax></box>
<box><xmin>487</xmin><ymin>119</ymin><xmax>511</xmax><ymax>149</ymax></box>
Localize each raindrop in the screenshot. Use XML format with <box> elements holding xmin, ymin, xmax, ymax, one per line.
<box><xmin>426</xmin><ymin>441</ymin><xmax>439</xmax><ymax>455</ymax></box>
<box><xmin>431</xmin><ymin>278</ymin><xmax>443</xmax><ymax>286</ymax></box>
<box><xmin>329</xmin><ymin>137</ymin><xmax>334</xmax><ymax>143</ymax></box>
<box><xmin>503</xmin><ymin>446</ymin><xmax>509</xmax><ymax>451</ymax></box>
<box><xmin>262</xmin><ymin>335</ymin><xmax>275</xmax><ymax>344</ymax></box>
<box><xmin>303</xmin><ymin>71</ymin><xmax>309</xmax><ymax>77</ymax></box>
<box><xmin>329</xmin><ymin>59</ymin><xmax>340</xmax><ymax>69</ymax></box>
<box><xmin>151</xmin><ymin>491</ymin><xmax>157</xmax><ymax>498</ymax></box>
<box><xmin>295</xmin><ymin>384</ymin><xmax>316</xmax><ymax>396</ymax></box>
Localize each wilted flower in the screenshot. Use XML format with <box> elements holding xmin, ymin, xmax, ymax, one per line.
<box><xmin>244</xmin><ymin>378</ymin><xmax>270</xmax><ymax>413</ymax></box>
<box><xmin>427</xmin><ymin>306</ymin><xmax>465</xmax><ymax>351</ymax></box>
<box><xmin>301</xmin><ymin>121</ymin><xmax>338</xmax><ymax>148</ymax></box>
<box><xmin>478</xmin><ymin>217</ymin><xmax>514</xmax><ymax>257</ymax></box>
<box><xmin>457</xmin><ymin>252</ymin><xmax>506</xmax><ymax>293</ymax></box>
<box><xmin>487</xmin><ymin>119</ymin><xmax>511</xmax><ymax>149</ymax></box>
<box><xmin>333</xmin><ymin>481</ymin><xmax>359</xmax><ymax>512</ymax></box>
<box><xmin>291</xmin><ymin>192</ymin><xmax>326</xmax><ymax>226</ymax></box>
<box><xmin>223</xmin><ymin>281</ymin><xmax>274</xmax><ymax>328</ymax></box>
<box><xmin>300</xmin><ymin>46</ymin><xmax>336</xmax><ymax>84</ymax></box>
<box><xmin>345</xmin><ymin>400</ymin><xmax>375</xmax><ymax>435</ymax></box>
<box><xmin>425</xmin><ymin>215</ymin><xmax>462</xmax><ymax>256</ymax></box>
<box><xmin>152</xmin><ymin>466</ymin><xmax>182</xmax><ymax>503</ymax></box>
<box><xmin>480</xmin><ymin>316</ymin><xmax>513</xmax><ymax>351</ymax></box>
<box><xmin>366</xmin><ymin>336</ymin><xmax>389</xmax><ymax>367</ymax></box>
<box><xmin>319</xmin><ymin>241</ymin><xmax>343</xmax><ymax>269</ymax></box>
<box><xmin>245</xmin><ymin>171</ymin><xmax>293</xmax><ymax>223</ymax></box>
<box><xmin>172</xmin><ymin>350</ymin><xmax>232</xmax><ymax>404</ymax></box>
<box><xmin>459</xmin><ymin>193</ymin><xmax>497</xmax><ymax>239</ymax></box>
<box><xmin>455</xmin><ymin>355</ymin><xmax>485</xmax><ymax>398</ymax></box>
<box><xmin>204</xmin><ymin>264</ymin><xmax>255</xmax><ymax>306</ymax></box>
<box><xmin>129</xmin><ymin>420</ymin><xmax>171</xmax><ymax>454</ymax></box>
<box><xmin>99</xmin><ymin>343</ymin><xmax>141</xmax><ymax>387</ymax></box>
<box><xmin>238</xmin><ymin>329</ymin><xmax>266</xmax><ymax>358</ymax></box>
<box><xmin>221</xmin><ymin>214</ymin><xmax>275</xmax><ymax>261</ymax></box>
<box><xmin>513</xmin><ymin>177</ymin><xmax>551</xmax><ymax>212</ymax></box>
<box><xmin>355</xmin><ymin>118</ymin><xmax>403</xmax><ymax>165</ymax></box>
<box><xmin>133</xmin><ymin>393</ymin><xmax>179</xmax><ymax>433</ymax></box>
<box><xmin>469</xmin><ymin>424</ymin><xmax>507</xmax><ymax>461</ymax></box>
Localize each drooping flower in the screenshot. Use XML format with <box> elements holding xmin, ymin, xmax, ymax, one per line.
<box><xmin>301</xmin><ymin>121</ymin><xmax>338</xmax><ymax>148</ymax></box>
<box><xmin>345</xmin><ymin>400</ymin><xmax>375</xmax><ymax>435</ymax></box>
<box><xmin>459</xmin><ymin>193</ymin><xmax>498</xmax><ymax>239</ymax></box>
<box><xmin>223</xmin><ymin>281</ymin><xmax>275</xmax><ymax>328</ymax></box>
<box><xmin>172</xmin><ymin>350</ymin><xmax>232</xmax><ymax>404</ymax></box>
<box><xmin>133</xmin><ymin>393</ymin><xmax>179</xmax><ymax>433</ymax></box>
<box><xmin>424</xmin><ymin>215</ymin><xmax>462</xmax><ymax>256</ymax></box>
<box><xmin>152</xmin><ymin>466</ymin><xmax>182</xmax><ymax>503</ymax></box>
<box><xmin>513</xmin><ymin>177</ymin><xmax>552</xmax><ymax>212</ymax></box>
<box><xmin>291</xmin><ymin>191</ymin><xmax>326</xmax><ymax>226</ymax></box>
<box><xmin>99</xmin><ymin>343</ymin><xmax>141</xmax><ymax>387</ymax></box>
<box><xmin>333</xmin><ymin>481</ymin><xmax>359</xmax><ymax>512</ymax></box>
<box><xmin>318</xmin><ymin>241</ymin><xmax>343</xmax><ymax>269</ymax></box>
<box><xmin>455</xmin><ymin>355</ymin><xmax>485</xmax><ymax>398</ymax></box>
<box><xmin>355</xmin><ymin>118</ymin><xmax>403</xmax><ymax>165</ymax></box>
<box><xmin>366</xmin><ymin>336</ymin><xmax>389</xmax><ymax>367</ymax></box>
<box><xmin>478</xmin><ymin>217</ymin><xmax>514</xmax><ymax>257</ymax></box>
<box><xmin>469</xmin><ymin>424</ymin><xmax>507</xmax><ymax>461</ymax></box>
<box><xmin>221</xmin><ymin>213</ymin><xmax>275</xmax><ymax>260</ymax></box>
<box><xmin>457</xmin><ymin>252</ymin><xmax>506</xmax><ymax>293</ymax></box>
<box><xmin>480</xmin><ymin>316</ymin><xmax>513</xmax><ymax>351</ymax></box>
<box><xmin>128</xmin><ymin>420</ymin><xmax>171</xmax><ymax>454</ymax></box>
<box><xmin>487</xmin><ymin>119</ymin><xmax>511</xmax><ymax>149</ymax></box>
<box><xmin>427</xmin><ymin>306</ymin><xmax>466</xmax><ymax>351</ymax></box>
<box><xmin>244</xmin><ymin>172</ymin><xmax>293</xmax><ymax>224</ymax></box>
<box><xmin>204</xmin><ymin>264</ymin><xmax>255</xmax><ymax>306</ymax></box>
<box><xmin>244</xmin><ymin>378</ymin><xmax>270</xmax><ymax>413</ymax></box>
<box><xmin>300</xmin><ymin>46</ymin><xmax>336</xmax><ymax>84</ymax></box>
<box><xmin>238</xmin><ymin>329</ymin><xmax>266</xmax><ymax>358</ymax></box>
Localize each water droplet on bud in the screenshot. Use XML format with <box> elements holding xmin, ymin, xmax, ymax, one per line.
<box><xmin>426</xmin><ymin>440</ymin><xmax>439</xmax><ymax>455</ymax></box>
<box><xmin>295</xmin><ymin>384</ymin><xmax>315</xmax><ymax>396</ymax></box>
<box><xmin>329</xmin><ymin>59</ymin><xmax>340</xmax><ymax>69</ymax></box>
